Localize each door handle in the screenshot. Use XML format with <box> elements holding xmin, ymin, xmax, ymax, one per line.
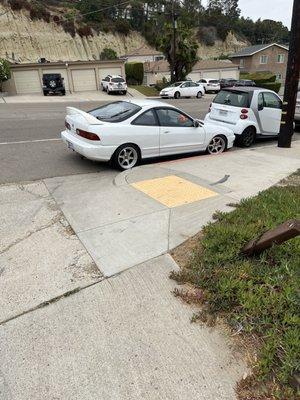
<box><xmin>163</xmin><ymin>130</ymin><xmax>170</xmax><ymax>133</ymax></box>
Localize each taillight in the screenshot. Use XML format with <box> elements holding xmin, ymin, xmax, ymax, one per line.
<box><xmin>76</xmin><ymin>129</ymin><xmax>100</xmax><ymax>141</ymax></box>
<box><xmin>208</xmin><ymin>103</ymin><xmax>212</xmax><ymax>112</ymax></box>
<box><xmin>65</xmin><ymin>120</ymin><xmax>71</xmax><ymax>130</ymax></box>
<box><xmin>240</xmin><ymin>114</ymin><xmax>248</xmax><ymax>119</ymax></box>
<box><xmin>241</xmin><ymin>109</ymin><xmax>248</xmax><ymax>114</ymax></box>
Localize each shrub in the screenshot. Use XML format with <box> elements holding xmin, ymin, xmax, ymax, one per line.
<box><xmin>30</xmin><ymin>5</ymin><xmax>51</xmax><ymax>23</ymax></box>
<box><xmin>63</xmin><ymin>20</ymin><xmax>76</xmax><ymax>37</ymax></box>
<box><xmin>0</xmin><ymin>59</ymin><xmax>11</xmax><ymax>91</ymax></box>
<box><xmin>53</xmin><ymin>15</ymin><xmax>60</xmax><ymax>24</ymax></box>
<box><xmin>155</xmin><ymin>78</ymin><xmax>170</xmax><ymax>91</ymax></box>
<box><xmin>77</xmin><ymin>24</ymin><xmax>93</xmax><ymax>37</ymax></box>
<box><xmin>114</xmin><ymin>19</ymin><xmax>131</xmax><ymax>35</ymax></box>
<box><xmin>8</xmin><ymin>0</ymin><xmax>25</xmax><ymax>11</ymax></box>
<box><xmin>125</xmin><ymin>62</ymin><xmax>144</xmax><ymax>85</ymax></box>
<box><xmin>99</xmin><ymin>48</ymin><xmax>118</xmax><ymax>61</ymax></box>
<box><xmin>197</xmin><ymin>26</ymin><xmax>217</xmax><ymax>47</ymax></box>
<box><xmin>258</xmin><ymin>82</ymin><xmax>281</xmax><ymax>93</ymax></box>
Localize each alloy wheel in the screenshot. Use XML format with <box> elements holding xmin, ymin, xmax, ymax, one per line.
<box><xmin>207</xmin><ymin>136</ymin><xmax>226</xmax><ymax>154</ymax></box>
<box><xmin>117</xmin><ymin>146</ymin><xmax>138</xmax><ymax>169</ymax></box>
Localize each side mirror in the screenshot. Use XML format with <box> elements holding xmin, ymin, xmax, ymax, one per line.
<box><xmin>258</xmin><ymin>104</ymin><xmax>264</xmax><ymax>111</ymax></box>
<box><xmin>193</xmin><ymin>120</ymin><xmax>200</xmax><ymax>128</ymax></box>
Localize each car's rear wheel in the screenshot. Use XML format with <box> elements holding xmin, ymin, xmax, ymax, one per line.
<box><xmin>196</xmin><ymin>91</ymin><xmax>202</xmax><ymax>99</ymax></box>
<box><xmin>174</xmin><ymin>91</ymin><xmax>180</xmax><ymax>99</ymax></box>
<box><xmin>207</xmin><ymin>135</ymin><xmax>227</xmax><ymax>155</ymax></box>
<box><xmin>236</xmin><ymin>127</ymin><xmax>256</xmax><ymax>147</ymax></box>
<box><xmin>112</xmin><ymin>144</ymin><xmax>140</xmax><ymax>170</ymax></box>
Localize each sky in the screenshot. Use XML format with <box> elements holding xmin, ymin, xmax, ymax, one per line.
<box><xmin>203</xmin><ymin>0</ymin><xmax>294</xmax><ymax>29</ymax></box>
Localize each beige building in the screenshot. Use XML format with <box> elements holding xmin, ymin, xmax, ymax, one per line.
<box><xmin>3</xmin><ymin>60</ymin><xmax>125</xmax><ymax>95</ymax></box>
<box><xmin>120</xmin><ymin>45</ymin><xmax>165</xmax><ymax>63</ymax></box>
<box><xmin>144</xmin><ymin>59</ymin><xmax>239</xmax><ymax>85</ymax></box>
<box><xmin>229</xmin><ymin>43</ymin><xmax>288</xmax><ymax>82</ymax></box>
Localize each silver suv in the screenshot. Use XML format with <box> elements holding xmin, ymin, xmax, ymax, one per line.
<box><xmin>101</xmin><ymin>75</ymin><xmax>127</xmax><ymax>95</ymax></box>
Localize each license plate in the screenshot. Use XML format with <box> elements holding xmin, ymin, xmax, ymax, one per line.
<box><xmin>219</xmin><ymin>110</ymin><xmax>228</xmax><ymax>116</ymax></box>
<box><xmin>67</xmin><ymin>141</ymin><xmax>74</xmax><ymax>150</ymax></box>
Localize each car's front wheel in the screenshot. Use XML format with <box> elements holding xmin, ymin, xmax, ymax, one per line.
<box><xmin>236</xmin><ymin>127</ymin><xmax>256</xmax><ymax>147</ymax></box>
<box><xmin>174</xmin><ymin>91</ymin><xmax>180</xmax><ymax>99</ymax></box>
<box><xmin>207</xmin><ymin>135</ymin><xmax>227</xmax><ymax>155</ymax></box>
<box><xmin>112</xmin><ymin>144</ymin><xmax>140</xmax><ymax>170</ymax></box>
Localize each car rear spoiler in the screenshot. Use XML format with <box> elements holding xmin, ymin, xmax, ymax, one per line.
<box><xmin>66</xmin><ymin>107</ymin><xmax>102</xmax><ymax>125</ymax></box>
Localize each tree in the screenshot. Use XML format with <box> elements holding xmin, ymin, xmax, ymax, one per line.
<box><xmin>100</xmin><ymin>48</ymin><xmax>118</xmax><ymax>60</ymax></box>
<box><xmin>0</xmin><ymin>59</ymin><xmax>11</xmax><ymax>92</ymax></box>
<box><xmin>222</xmin><ymin>0</ymin><xmax>240</xmax><ymax>19</ymax></box>
<box><xmin>158</xmin><ymin>22</ymin><xmax>198</xmax><ymax>82</ymax></box>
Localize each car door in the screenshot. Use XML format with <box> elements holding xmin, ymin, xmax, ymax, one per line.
<box><xmin>257</xmin><ymin>92</ymin><xmax>282</xmax><ymax>135</ymax></box>
<box><xmin>180</xmin><ymin>82</ymin><xmax>191</xmax><ymax>97</ymax></box>
<box><xmin>130</xmin><ymin>109</ymin><xmax>160</xmax><ymax>158</ymax></box>
<box><xmin>189</xmin><ymin>82</ymin><xmax>200</xmax><ymax>96</ymax></box>
<box><xmin>155</xmin><ymin>107</ymin><xmax>206</xmax><ymax>155</ymax></box>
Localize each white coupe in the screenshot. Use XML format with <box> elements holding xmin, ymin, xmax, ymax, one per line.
<box><xmin>160</xmin><ymin>81</ymin><xmax>205</xmax><ymax>99</ymax></box>
<box><xmin>61</xmin><ymin>99</ymin><xmax>235</xmax><ymax>170</ymax></box>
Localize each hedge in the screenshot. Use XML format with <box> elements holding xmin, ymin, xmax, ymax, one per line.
<box><xmin>125</xmin><ymin>62</ymin><xmax>144</xmax><ymax>85</ymax></box>
<box><xmin>257</xmin><ymin>82</ymin><xmax>281</xmax><ymax>93</ymax></box>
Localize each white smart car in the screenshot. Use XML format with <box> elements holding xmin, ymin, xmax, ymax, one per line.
<box><xmin>205</xmin><ymin>87</ymin><xmax>282</xmax><ymax>147</ymax></box>
<box><xmin>61</xmin><ymin>99</ymin><xmax>235</xmax><ymax>170</ymax></box>
<box><xmin>160</xmin><ymin>81</ymin><xmax>205</xmax><ymax>99</ymax></box>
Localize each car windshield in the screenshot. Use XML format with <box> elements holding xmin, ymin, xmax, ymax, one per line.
<box><xmin>112</xmin><ymin>77</ymin><xmax>125</xmax><ymax>83</ymax></box>
<box><xmin>89</xmin><ymin>101</ymin><xmax>141</xmax><ymax>122</ymax></box>
<box><xmin>169</xmin><ymin>82</ymin><xmax>182</xmax><ymax>87</ymax></box>
<box><xmin>213</xmin><ymin>90</ymin><xmax>249</xmax><ymax>107</ymax></box>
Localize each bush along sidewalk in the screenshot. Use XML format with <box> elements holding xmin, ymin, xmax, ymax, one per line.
<box><xmin>170</xmin><ymin>170</ymin><xmax>300</xmax><ymax>399</ymax></box>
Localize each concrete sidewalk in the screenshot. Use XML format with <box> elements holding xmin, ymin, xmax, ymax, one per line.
<box><xmin>1</xmin><ymin>141</ymin><xmax>299</xmax><ymax>399</ymax></box>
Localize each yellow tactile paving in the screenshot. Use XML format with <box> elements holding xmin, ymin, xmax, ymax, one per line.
<box><xmin>131</xmin><ymin>175</ymin><xmax>218</xmax><ymax>208</ymax></box>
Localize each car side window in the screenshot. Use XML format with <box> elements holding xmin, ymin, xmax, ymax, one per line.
<box><xmin>132</xmin><ymin>109</ymin><xmax>157</xmax><ymax>126</ymax></box>
<box><xmin>263</xmin><ymin>92</ymin><xmax>282</xmax><ymax>109</ymax></box>
<box><xmin>181</xmin><ymin>82</ymin><xmax>189</xmax><ymax>88</ymax></box>
<box><xmin>258</xmin><ymin>93</ymin><xmax>264</xmax><ymax>110</ymax></box>
<box><xmin>156</xmin><ymin>108</ymin><xmax>194</xmax><ymax>127</ymax></box>
<box><xmin>200</xmin><ymin>79</ymin><xmax>206</xmax><ymax>83</ymax></box>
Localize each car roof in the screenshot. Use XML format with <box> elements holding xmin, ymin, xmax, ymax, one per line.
<box><xmin>221</xmin><ymin>86</ymin><xmax>272</xmax><ymax>93</ymax></box>
<box><xmin>126</xmin><ymin>99</ymin><xmax>177</xmax><ymax>108</ymax></box>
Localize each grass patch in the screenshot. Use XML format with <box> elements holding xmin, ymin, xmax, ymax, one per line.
<box><xmin>171</xmin><ymin>171</ymin><xmax>300</xmax><ymax>399</ymax></box>
<box><xmin>129</xmin><ymin>85</ymin><xmax>159</xmax><ymax>97</ymax></box>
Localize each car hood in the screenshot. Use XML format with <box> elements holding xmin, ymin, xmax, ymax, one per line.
<box><xmin>161</xmin><ymin>86</ymin><xmax>177</xmax><ymax>92</ymax></box>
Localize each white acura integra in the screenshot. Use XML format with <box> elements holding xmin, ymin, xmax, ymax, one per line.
<box><xmin>61</xmin><ymin>99</ymin><xmax>235</xmax><ymax>170</ymax></box>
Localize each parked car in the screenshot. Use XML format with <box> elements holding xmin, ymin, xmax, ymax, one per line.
<box><xmin>101</xmin><ymin>75</ymin><xmax>127</xmax><ymax>95</ymax></box>
<box><xmin>233</xmin><ymin>79</ymin><xmax>256</xmax><ymax>87</ymax></box>
<box><xmin>61</xmin><ymin>99</ymin><xmax>235</xmax><ymax>170</ymax></box>
<box><xmin>160</xmin><ymin>81</ymin><xmax>205</xmax><ymax>99</ymax></box>
<box><xmin>219</xmin><ymin>78</ymin><xmax>238</xmax><ymax>89</ymax></box>
<box><xmin>42</xmin><ymin>73</ymin><xmax>65</xmax><ymax>96</ymax></box>
<box><xmin>205</xmin><ymin>87</ymin><xmax>282</xmax><ymax>147</ymax></box>
<box><xmin>295</xmin><ymin>89</ymin><xmax>300</xmax><ymax>125</ymax></box>
<box><xmin>198</xmin><ymin>78</ymin><xmax>220</xmax><ymax>93</ymax></box>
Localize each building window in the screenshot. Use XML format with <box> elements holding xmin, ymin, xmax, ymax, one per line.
<box><xmin>277</xmin><ymin>54</ymin><xmax>285</xmax><ymax>63</ymax></box>
<box><xmin>276</xmin><ymin>73</ymin><xmax>282</xmax><ymax>81</ymax></box>
<box><xmin>240</xmin><ymin>59</ymin><xmax>245</xmax><ymax>68</ymax></box>
<box><xmin>260</xmin><ymin>55</ymin><xmax>268</xmax><ymax>64</ymax></box>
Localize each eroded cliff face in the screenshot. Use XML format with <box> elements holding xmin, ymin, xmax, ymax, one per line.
<box><xmin>0</xmin><ymin>4</ymin><xmax>247</xmax><ymax>63</ymax></box>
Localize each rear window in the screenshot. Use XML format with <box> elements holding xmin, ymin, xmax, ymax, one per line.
<box><xmin>89</xmin><ymin>101</ymin><xmax>141</xmax><ymax>123</ymax></box>
<box><xmin>208</xmin><ymin>80</ymin><xmax>219</xmax><ymax>84</ymax></box>
<box><xmin>213</xmin><ymin>90</ymin><xmax>249</xmax><ymax>108</ymax></box>
<box><xmin>111</xmin><ymin>77</ymin><xmax>125</xmax><ymax>83</ymax></box>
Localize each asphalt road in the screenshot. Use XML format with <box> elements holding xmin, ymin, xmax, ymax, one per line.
<box><xmin>0</xmin><ymin>97</ymin><xmax>212</xmax><ymax>183</ymax></box>
<box><xmin>0</xmin><ymin>96</ymin><xmax>297</xmax><ymax>184</ymax></box>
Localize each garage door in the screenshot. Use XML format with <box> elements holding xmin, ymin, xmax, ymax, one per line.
<box><xmin>43</xmin><ymin>69</ymin><xmax>69</xmax><ymax>91</ymax></box>
<box><xmin>202</xmin><ymin>71</ymin><xmax>220</xmax><ymax>79</ymax></box>
<box><xmin>72</xmin><ymin>69</ymin><xmax>97</xmax><ymax>92</ymax></box>
<box><xmin>99</xmin><ymin>67</ymin><xmax>122</xmax><ymax>81</ymax></box>
<box><xmin>14</xmin><ymin>70</ymin><xmax>41</xmax><ymax>94</ymax></box>
<box><xmin>187</xmin><ymin>72</ymin><xmax>200</xmax><ymax>81</ymax></box>
<box><xmin>220</xmin><ymin>69</ymin><xmax>239</xmax><ymax>79</ymax></box>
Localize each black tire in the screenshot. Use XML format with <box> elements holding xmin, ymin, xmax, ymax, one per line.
<box><xmin>196</xmin><ymin>91</ymin><xmax>202</xmax><ymax>99</ymax></box>
<box><xmin>123</xmin><ymin>91</ymin><xmax>127</xmax><ymax>95</ymax></box>
<box><xmin>61</xmin><ymin>89</ymin><xmax>66</xmax><ymax>96</ymax></box>
<box><xmin>111</xmin><ymin>144</ymin><xmax>140</xmax><ymax>170</ymax></box>
<box><xmin>43</xmin><ymin>90</ymin><xmax>48</xmax><ymax>96</ymax></box>
<box><xmin>174</xmin><ymin>91</ymin><xmax>180</xmax><ymax>99</ymax></box>
<box><xmin>236</xmin><ymin>127</ymin><xmax>256</xmax><ymax>147</ymax></box>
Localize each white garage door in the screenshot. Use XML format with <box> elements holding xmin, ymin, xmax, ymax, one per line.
<box><xmin>72</xmin><ymin>69</ymin><xmax>97</xmax><ymax>92</ymax></box>
<box><xmin>220</xmin><ymin>69</ymin><xmax>239</xmax><ymax>79</ymax></box>
<box><xmin>202</xmin><ymin>71</ymin><xmax>220</xmax><ymax>79</ymax></box>
<box><xmin>14</xmin><ymin>70</ymin><xmax>41</xmax><ymax>94</ymax></box>
<box><xmin>43</xmin><ymin>69</ymin><xmax>69</xmax><ymax>91</ymax></box>
<box><xmin>99</xmin><ymin>67</ymin><xmax>122</xmax><ymax>81</ymax></box>
<box><xmin>187</xmin><ymin>72</ymin><xmax>200</xmax><ymax>81</ymax></box>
